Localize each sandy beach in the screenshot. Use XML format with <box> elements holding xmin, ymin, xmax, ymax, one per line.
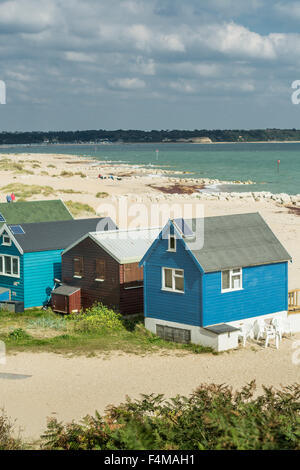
<box><xmin>1</xmin><ymin>334</ymin><xmax>299</xmax><ymax>442</ymax></box>
<box><xmin>0</xmin><ymin>151</ymin><xmax>299</xmax><ymax>442</ymax></box>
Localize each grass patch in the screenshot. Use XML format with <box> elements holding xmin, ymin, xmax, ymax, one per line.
<box><xmin>96</xmin><ymin>192</ymin><xmax>109</xmax><ymax>198</ymax></box>
<box><xmin>65</xmin><ymin>201</ymin><xmax>95</xmax><ymax>217</ymax></box>
<box><xmin>58</xmin><ymin>189</ymin><xmax>82</xmax><ymax>194</ymax></box>
<box><xmin>60</xmin><ymin>171</ymin><xmax>74</xmax><ymax>177</ymax></box>
<box><xmin>75</xmin><ymin>172</ymin><xmax>86</xmax><ymax>178</ymax></box>
<box><xmin>0</xmin><ymin>158</ymin><xmax>34</xmax><ymax>175</ymax></box>
<box><xmin>0</xmin><ymin>183</ymin><xmax>55</xmax><ymax>199</ymax></box>
<box><xmin>40</xmin><ymin>171</ymin><xmax>49</xmax><ymax>176</ymax></box>
<box><xmin>47</xmin><ymin>164</ymin><xmax>56</xmax><ymax>168</ymax></box>
<box><xmin>0</xmin><ymin>306</ymin><xmax>211</xmax><ymax>356</ymax></box>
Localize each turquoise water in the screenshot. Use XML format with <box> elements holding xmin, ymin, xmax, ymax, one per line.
<box><xmin>1</xmin><ymin>142</ymin><xmax>300</xmax><ymax>195</ymax></box>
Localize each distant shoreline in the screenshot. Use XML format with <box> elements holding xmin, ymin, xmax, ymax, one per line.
<box><xmin>2</xmin><ymin>140</ymin><xmax>300</xmax><ymax>148</ymax></box>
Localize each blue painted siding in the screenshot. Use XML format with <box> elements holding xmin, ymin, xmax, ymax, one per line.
<box><xmin>144</xmin><ymin>234</ymin><xmax>202</xmax><ymax>326</ymax></box>
<box><xmin>0</xmin><ymin>290</ymin><xmax>10</xmax><ymax>301</ymax></box>
<box><xmin>202</xmin><ymin>262</ymin><xmax>288</xmax><ymax>326</ymax></box>
<box><xmin>23</xmin><ymin>250</ymin><xmax>62</xmax><ymax>308</ymax></box>
<box><xmin>0</xmin><ymin>232</ymin><xmax>24</xmax><ymax>302</ymax></box>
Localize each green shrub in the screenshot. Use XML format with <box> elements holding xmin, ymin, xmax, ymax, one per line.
<box><xmin>8</xmin><ymin>328</ymin><xmax>31</xmax><ymax>341</ymax></box>
<box><xmin>96</xmin><ymin>192</ymin><xmax>109</xmax><ymax>198</ymax></box>
<box><xmin>27</xmin><ymin>317</ymin><xmax>67</xmax><ymax>331</ymax></box>
<box><xmin>41</xmin><ymin>382</ymin><xmax>300</xmax><ymax>450</ymax></box>
<box><xmin>71</xmin><ymin>304</ymin><xmax>124</xmax><ymax>334</ymax></box>
<box><xmin>0</xmin><ymin>412</ymin><xmax>23</xmax><ymax>450</ymax></box>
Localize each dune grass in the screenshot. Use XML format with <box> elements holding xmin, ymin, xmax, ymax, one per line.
<box><xmin>0</xmin><ymin>183</ymin><xmax>55</xmax><ymax>199</ymax></box>
<box><xmin>96</xmin><ymin>192</ymin><xmax>109</xmax><ymax>198</ymax></box>
<box><xmin>65</xmin><ymin>200</ymin><xmax>96</xmax><ymax>217</ymax></box>
<box><xmin>0</xmin><ymin>158</ymin><xmax>34</xmax><ymax>175</ymax></box>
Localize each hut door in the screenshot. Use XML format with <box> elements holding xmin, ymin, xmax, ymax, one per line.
<box><xmin>55</xmin><ymin>294</ymin><xmax>68</xmax><ymax>313</ymax></box>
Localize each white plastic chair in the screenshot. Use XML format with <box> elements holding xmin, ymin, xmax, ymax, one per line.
<box><xmin>265</xmin><ymin>325</ymin><xmax>280</xmax><ymax>349</ymax></box>
<box><xmin>271</xmin><ymin>317</ymin><xmax>284</xmax><ymax>342</ymax></box>
<box><xmin>238</xmin><ymin>323</ymin><xmax>253</xmax><ymax>347</ymax></box>
<box><xmin>253</xmin><ymin>319</ymin><xmax>266</xmax><ymax>341</ymax></box>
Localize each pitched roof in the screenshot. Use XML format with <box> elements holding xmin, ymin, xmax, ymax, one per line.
<box><xmin>4</xmin><ymin>217</ymin><xmax>117</xmax><ymax>253</ymax></box>
<box><xmin>52</xmin><ymin>285</ymin><xmax>80</xmax><ymax>296</ymax></box>
<box><xmin>173</xmin><ymin>213</ymin><xmax>291</xmax><ymax>273</ymax></box>
<box><xmin>0</xmin><ymin>200</ymin><xmax>73</xmax><ymax>228</ymax></box>
<box><xmin>79</xmin><ymin>227</ymin><xmax>161</xmax><ymax>264</ymax></box>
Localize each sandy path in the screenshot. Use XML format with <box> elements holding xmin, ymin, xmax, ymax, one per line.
<box><xmin>0</xmin><ymin>335</ymin><xmax>299</xmax><ymax>441</ymax></box>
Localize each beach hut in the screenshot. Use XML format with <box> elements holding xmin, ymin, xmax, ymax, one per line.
<box><xmin>0</xmin><ymin>217</ymin><xmax>117</xmax><ymax>309</ymax></box>
<box><xmin>61</xmin><ymin>227</ymin><xmax>160</xmax><ymax>314</ymax></box>
<box><xmin>139</xmin><ymin>213</ymin><xmax>292</xmax><ymax>351</ymax></box>
<box><xmin>0</xmin><ymin>200</ymin><xmax>73</xmax><ymax>229</ymax></box>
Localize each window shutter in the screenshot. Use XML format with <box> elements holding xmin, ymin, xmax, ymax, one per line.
<box><xmin>96</xmin><ymin>259</ymin><xmax>106</xmax><ymax>280</ymax></box>
<box><xmin>73</xmin><ymin>257</ymin><xmax>83</xmax><ymax>276</ymax></box>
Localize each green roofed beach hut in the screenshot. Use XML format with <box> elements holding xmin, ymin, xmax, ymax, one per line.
<box><xmin>0</xmin><ymin>200</ymin><xmax>73</xmax><ymax>228</ymax></box>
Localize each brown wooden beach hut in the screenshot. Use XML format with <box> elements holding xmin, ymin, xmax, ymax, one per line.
<box><xmin>61</xmin><ymin>227</ymin><xmax>160</xmax><ymax>314</ymax></box>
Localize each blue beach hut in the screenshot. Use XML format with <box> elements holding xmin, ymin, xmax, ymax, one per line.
<box><xmin>0</xmin><ymin>217</ymin><xmax>117</xmax><ymax>308</ymax></box>
<box><xmin>139</xmin><ymin>213</ymin><xmax>292</xmax><ymax>351</ymax></box>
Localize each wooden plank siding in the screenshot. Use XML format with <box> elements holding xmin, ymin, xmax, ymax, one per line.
<box><xmin>62</xmin><ymin>237</ymin><xmax>121</xmax><ymax>311</ymax></box>
<box><xmin>62</xmin><ymin>238</ymin><xmax>145</xmax><ymax>314</ymax></box>
<box><xmin>119</xmin><ymin>262</ymin><xmax>144</xmax><ymax>314</ymax></box>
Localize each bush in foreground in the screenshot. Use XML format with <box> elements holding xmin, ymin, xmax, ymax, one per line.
<box><xmin>0</xmin><ymin>412</ymin><xmax>22</xmax><ymax>450</ymax></box>
<box><xmin>41</xmin><ymin>382</ymin><xmax>300</xmax><ymax>450</ymax></box>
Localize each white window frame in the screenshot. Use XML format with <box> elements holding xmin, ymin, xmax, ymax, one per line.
<box><xmin>162</xmin><ymin>267</ymin><xmax>184</xmax><ymax>293</ymax></box>
<box><xmin>0</xmin><ymin>255</ymin><xmax>20</xmax><ymax>278</ymax></box>
<box><xmin>2</xmin><ymin>235</ymin><xmax>11</xmax><ymax>246</ymax></box>
<box><xmin>221</xmin><ymin>268</ymin><xmax>243</xmax><ymax>293</ymax></box>
<box><xmin>168</xmin><ymin>234</ymin><xmax>176</xmax><ymax>252</ymax></box>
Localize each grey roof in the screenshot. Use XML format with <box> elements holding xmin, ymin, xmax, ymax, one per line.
<box><xmin>88</xmin><ymin>227</ymin><xmax>161</xmax><ymax>264</ymax></box>
<box><xmin>6</xmin><ymin>217</ymin><xmax>117</xmax><ymax>253</ymax></box>
<box><xmin>52</xmin><ymin>285</ymin><xmax>80</xmax><ymax>296</ymax></box>
<box><xmin>173</xmin><ymin>213</ymin><xmax>292</xmax><ymax>272</ymax></box>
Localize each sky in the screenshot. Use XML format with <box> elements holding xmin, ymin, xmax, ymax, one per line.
<box><xmin>1</xmin><ymin>0</ymin><xmax>300</xmax><ymax>131</ymax></box>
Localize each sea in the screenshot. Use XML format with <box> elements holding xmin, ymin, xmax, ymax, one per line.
<box><xmin>1</xmin><ymin>142</ymin><xmax>300</xmax><ymax>195</ymax></box>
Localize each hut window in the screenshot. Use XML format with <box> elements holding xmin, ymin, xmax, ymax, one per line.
<box><xmin>2</xmin><ymin>235</ymin><xmax>11</xmax><ymax>246</ymax></box>
<box><xmin>222</xmin><ymin>268</ymin><xmax>242</xmax><ymax>292</ymax></box>
<box><xmin>168</xmin><ymin>235</ymin><xmax>176</xmax><ymax>252</ymax></box>
<box><xmin>124</xmin><ymin>264</ymin><xmax>143</xmax><ymax>288</ymax></box>
<box><xmin>95</xmin><ymin>259</ymin><xmax>106</xmax><ymax>281</ymax></box>
<box><xmin>162</xmin><ymin>268</ymin><xmax>184</xmax><ymax>293</ymax></box>
<box><xmin>0</xmin><ymin>255</ymin><xmax>19</xmax><ymax>277</ymax></box>
<box><xmin>73</xmin><ymin>257</ymin><xmax>84</xmax><ymax>278</ymax></box>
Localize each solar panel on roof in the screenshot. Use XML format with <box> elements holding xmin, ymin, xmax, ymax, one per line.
<box><xmin>174</xmin><ymin>218</ymin><xmax>194</xmax><ymax>237</ymax></box>
<box><xmin>10</xmin><ymin>225</ymin><xmax>25</xmax><ymax>235</ymax></box>
<box><xmin>0</xmin><ymin>213</ymin><xmax>5</xmax><ymax>222</ymax></box>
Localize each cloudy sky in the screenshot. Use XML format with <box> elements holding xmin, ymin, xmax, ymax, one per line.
<box><xmin>0</xmin><ymin>0</ymin><xmax>300</xmax><ymax>131</ymax></box>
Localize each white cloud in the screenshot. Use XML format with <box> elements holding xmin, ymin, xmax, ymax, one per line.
<box><xmin>0</xmin><ymin>0</ymin><xmax>58</xmax><ymax>32</ymax></box>
<box><xmin>109</xmin><ymin>77</ymin><xmax>146</xmax><ymax>89</ymax></box>
<box><xmin>193</xmin><ymin>22</ymin><xmax>276</xmax><ymax>60</ymax></box>
<box><xmin>65</xmin><ymin>52</ymin><xmax>96</xmax><ymax>63</ymax></box>
<box><xmin>160</xmin><ymin>34</ymin><xmax>185</xmax><ymax>52</ymax></box>
<box><xmin>134</xmin><ymin>57</ymin><xmax>156</xmax><ymax>75</ymax></box>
